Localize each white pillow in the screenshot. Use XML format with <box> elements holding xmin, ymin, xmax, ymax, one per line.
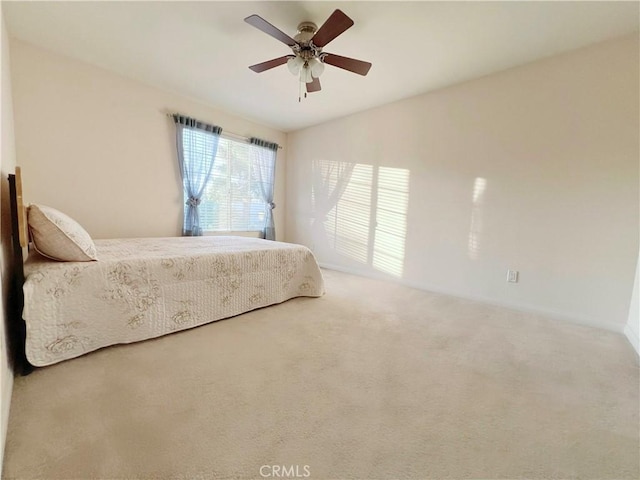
<box><xmin>27</xmin><ymin>204</ymin><xmax>98</xmax><ymax>262</ymax></box>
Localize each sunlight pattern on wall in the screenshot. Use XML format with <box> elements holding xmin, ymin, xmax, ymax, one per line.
<box><xmin>325</xmin><ymin>164</ymin><xmax>373</xmax><ymax>264</ymax></box>
<box><xmin>468</xmin><ymin>177</ymin><xmax>487</xmax><ymax>260</ymax></box>
<box><xmin>373</xmin><ymin>167</ymin><xmax>410</xmax><ymax>277</ymax></box>
<box><xmin>322</xmin><ymin>163</ymin><xmax>410</xmax><ymax>278</ymax></box>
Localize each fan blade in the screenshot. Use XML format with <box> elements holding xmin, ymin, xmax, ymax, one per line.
<box><xmin>249</xmin><ymin>56</ymin><xmax>294</xmax><ymax>73</ymax></box>
<box><xmin>312</xmin><ymin>9</ymin><xmax>354</xmax><ymax>48</ymax></box>
<box><xmin>307</xmin><ymin>77</ymin><xmax>321</xmax><ymax>93</ymax></box>
<box><xmin>323</xmin><ymin>53</ymin><xmax>372</xmax><ymax>76</ymax></box>
<box><xmin>244</xmin><ymin>14</ymin><xmax>297</xmax><ymax>47</ymax></box>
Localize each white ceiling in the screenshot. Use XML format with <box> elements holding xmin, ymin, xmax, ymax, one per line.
<box><xmin>4</xmin><ymin>1</ymin><xmax>639</xmax><ymax>132</ymax></box>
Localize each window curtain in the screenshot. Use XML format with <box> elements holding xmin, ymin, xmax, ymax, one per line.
<box><xmin>311</xmin><ymin>160</ymin><xmax>355</xmax><ymax>236</ymax></box>
<box><xmin>249</xmin><ymin>138</ymin><xmax>278</xmax><ymax>240</ymax></box>
<box><xmin>173</xmin><ymin>115</ymin><xmax>222</xmax><ymax>236</ymax></box>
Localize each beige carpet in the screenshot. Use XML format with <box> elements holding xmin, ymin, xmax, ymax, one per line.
<box><xmin>3</xmin><ymin>269</ymin><xmax>639</xmax><ymax>479</ymax></box>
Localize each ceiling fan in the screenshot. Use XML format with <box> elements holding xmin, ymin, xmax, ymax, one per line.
<box><xmin>244</xmin><ymin>9</ymin><xmax>372</xmax><ymax>97</ymax></box>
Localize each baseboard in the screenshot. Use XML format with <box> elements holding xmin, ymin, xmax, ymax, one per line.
<box><xmin>1</xmin><ymin>364</ymin><xmax>13</xmax><ymax>476</ymax></box>
<box><xmin>624</xmin><ymin>324</ymin><xmax>640</xmax><ymax>358</ymax></box>
<box><xmin>319</xmin><ymin>262</ymin><xmax>624</xmax><ymax>334</ymax></box>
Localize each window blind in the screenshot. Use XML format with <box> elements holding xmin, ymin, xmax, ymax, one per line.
<box><xmin>183</xmin><ymin>133</ymin><xmax>267</xmax><ymax>232</ymax></box>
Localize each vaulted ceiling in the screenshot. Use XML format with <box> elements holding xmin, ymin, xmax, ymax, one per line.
<box><xmin>4</xmin><ymin>1</ymin><xmax>639</xmax><ymax>132</ymax></box>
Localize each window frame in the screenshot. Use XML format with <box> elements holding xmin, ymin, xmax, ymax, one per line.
<box><xmin>183</xmin><ymin>132</ymin><xmax>267</xmax><ymax>235</ymax></box>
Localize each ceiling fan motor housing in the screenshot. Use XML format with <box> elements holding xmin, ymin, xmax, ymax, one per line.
<box><xmin>295</xmin><ymin>22</ymin><xmax>318</xmax><ymax>42</ymax></box>
<box><xmin>293</xmin><ymin>22</ymin><xmax>323</xmax><ymax>61</ymax></box>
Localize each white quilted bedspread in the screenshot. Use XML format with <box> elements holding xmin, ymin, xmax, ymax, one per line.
<box><xmin>23</xmin><ymin>236</ymin><xmax>325</xmax><ymax>366</ymax></box>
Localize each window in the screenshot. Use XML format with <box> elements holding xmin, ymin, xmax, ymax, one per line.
<box><xmin>183</xmin><ymin>134</ymin><xmax>267</xmax><ymax>233</ymax></box>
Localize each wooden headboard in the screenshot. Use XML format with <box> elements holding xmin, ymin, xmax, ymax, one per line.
<box><xmin>14</xmin><ymin>166</ymin><xmax>28</xmax><ymax>248</ymax></box>
<box><xmin>8</xmin><ymin>166</ymin><xmax>33</xmax><ymax>375</ymax></box>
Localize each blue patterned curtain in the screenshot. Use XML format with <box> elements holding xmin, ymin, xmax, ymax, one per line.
<box><xmin>249</xmin><ymin>138</ymin><xmax>278</xmax><ymax>240</ymax></box>
<box><xmin>173</xmin><ymin>115</ymin><xmax>222</xmax><ymax>236</ymax></box>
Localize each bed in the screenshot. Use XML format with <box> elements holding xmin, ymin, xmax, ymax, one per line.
<box><xmin>8</xmin><ymin>168</ymin><xmax>324</xmax><ymax>369</ymax></box>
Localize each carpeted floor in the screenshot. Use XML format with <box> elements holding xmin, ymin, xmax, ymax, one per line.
<box><xmin>3</xmin><ymin>269</ymin><xmax>639</xmax><ymax>479</ymax></box>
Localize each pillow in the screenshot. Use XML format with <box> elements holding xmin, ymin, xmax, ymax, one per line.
<box><xmin>27</xmin><ymin>204</ymin><xmax>98</xmax><ymax>262</ymax></box>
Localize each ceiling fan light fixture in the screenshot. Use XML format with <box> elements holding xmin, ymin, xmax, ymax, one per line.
<box><xmin>287</xmin><ymin>56</ymin><xmax>304</xmax><ymax>75</ymax></box>
<box><xmin>309</xmin><ymin>58</ymin><xmax>325</xmax><ymax>78</ymax></box>
<box><xmin>300</xmin><ymin>64</ymin><xmax>313</xmax><ymax>83</ymax></box>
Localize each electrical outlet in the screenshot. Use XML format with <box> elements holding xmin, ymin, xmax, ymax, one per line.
<box><xmin>507</xmin><ymin>270</ymin><xmax>519</xmax><ymax>283</ymax></box>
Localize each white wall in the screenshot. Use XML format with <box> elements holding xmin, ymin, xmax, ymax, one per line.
<box><xmin>625</xmin><ymin>253</ymin><xmax>639</xmax><ymax>356</ymax></box>
<box><xmin>0</xmin><ymin>11</ymin><xmax>16</xmax><ymax>472</ymax></box>
<box><xmin>9</xmin><ymin>39</ymin><xmax>287</xmax><ymax>240</ymax></box>
<box><xmin>287</xmin><ymin>34</ymin><xmax>639</xmax><ymax>332</ymax></box>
